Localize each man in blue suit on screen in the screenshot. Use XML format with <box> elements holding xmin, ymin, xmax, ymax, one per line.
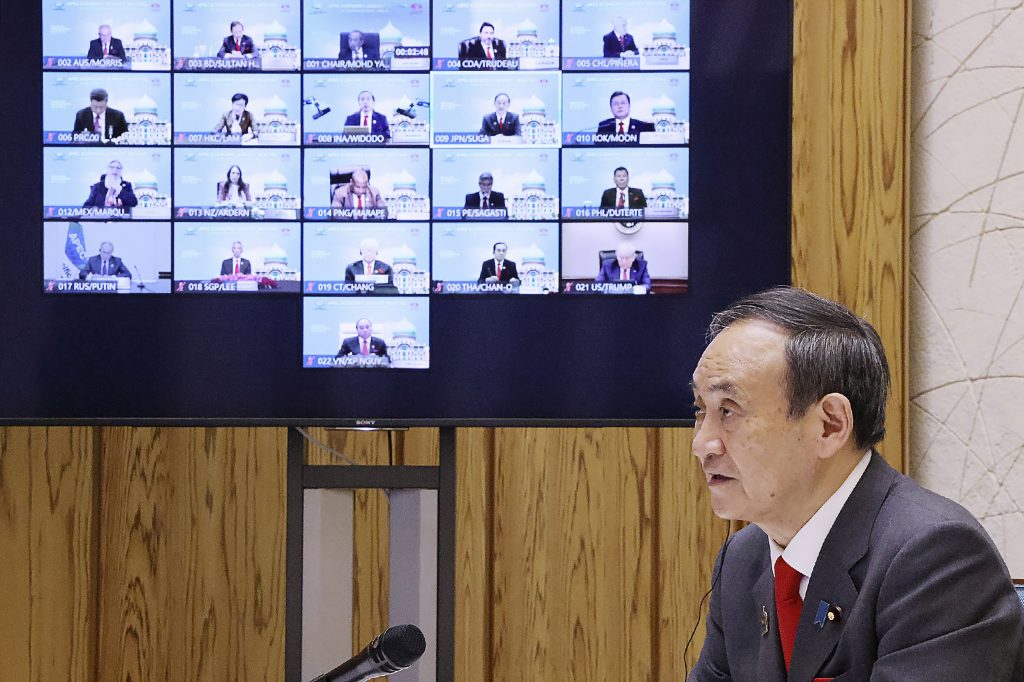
<box><xmin>602</xmin><ymin>17</ymin><xmax>639</xmax><ymax>57</ymax></box>
<box><xmin>87</xmin><ymin>24</ymin><xmax>126</xmax><ymax>60</ymax></box>
<box><xmin>687</xmin><ymin>287</ymin><xmax>1024</xmax><ymax>681</ymax></box>
<box><xmin>597</xmin><ymin>91</ymin><xmax>655</xmax><ymax>144</ymax></box>
<box><xmin>79</xmin><ymin>241</ymin><xmax>131</xmax><ymax>279</ymax></box>
<box><xmin>344</xmin><ymin>91</ymin><xmax>391</xmax><ymax>141</ymax></box>
<box><xmin>595</xmin><ymin>242</ymin><xmax>650</xmax><ymax>292</ymax></box>
<box><xmin>216</xmin><ymin>21</ymin><xmax>255</xmax><ymax>58</ymax></box>
<box><xmin>479</xmin><ymin>93</ymin><xmax>521</xmax><ymax>137</ymax></box>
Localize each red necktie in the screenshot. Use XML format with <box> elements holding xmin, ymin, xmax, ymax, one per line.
<box><xmin>486</xmin><ymin>46</ymin><xmax>493</xmax><ymax>59</ymax></box>
<box><xmin>621</xmin><ymin>267</ymin><xmax>628</xmax><ymax>281</ymax></box>
<box><xmin>498</xmin><ymin>116</ymin><xmax>503</xmax><ymax>130</ymax></box>
<box><xmin>496</xmin><ymin>262</ymin><xmax>502</xmax><ymax>279</ymax></box>
<box><xmin>617</xmin><ymin>192</ymin><xmax>624</xmax><ymax>208</ymax></box>
<box><xmin>618</xmin><ymin>121</ymin><xmax>625</xmax><ymax>134</ymax></box>
<box><xmin>619</xmin><ymin>36</ymin><xmax>625</xmax><ymax>50</ymax></box>
<box><xmin>234</xmin><ymin>260</ymin><xmax>239</xmax><ymax>274</ymax></box>
<box><xmin>235</xmin><ymin>40</ymin><xmax>241</xmax><ymax>52</ymax></box>
<box><xmin>774</xmin><ymin>557</ymin><xmax>803</xmax><ymax>671</ymax></box>
<box><xmin>103</xmin><ymin>43</ymin><xmax>108</xmax><ymax>56</ymax></box>
<box><xmin>357</xmin><ymin>195</ymin><xmax>363</xmax><ymax>209</ymax></box>
<box><xmin>94</xmin><ymin>114</ymin><xmax>101</xmax><ymax>134</ymax></box>
<box><xmin>361</xmin><ymin>339</ymin><xmax>369</xmax><ymax>355</ymax></box>
<box><xmin>363</xmin><ymin>114</ymin><xmax>368</xmax><ymax>127</ymax></box>
<box><xmin>482</xmin><ymin>195</ymin><xmax>489</xmax><ymax>209</ymax></box>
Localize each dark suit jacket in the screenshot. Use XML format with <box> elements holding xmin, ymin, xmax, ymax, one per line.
<box><xmin>87</xmin><ymin>37</ymin><xmax>126</xmax><ymax>60</ymax></box>
<box><xmin>339</xmin><ymin>45</ymin><xmax>380</xmax><ymax>61</ymax></box>
<box><xmin>220</xmin><ymin>258</ymin><xmax>252</xmax><ymax>276</ymax></box>
<box><xmin>597</xmin><ymin>117</ymin><xmax>656</xmax><ymax>138</ymax></box>
<box><xmin>595</xmin><ymin>258</ymin><xmax>650</xmax><ymax>290</ymax></box>
<box><xmin>458</xmin><ymin>37</ymin><xmax>507</xmax><ymax>61</ymax></box>
<box><xmin>337</xmin><ymin>336</ymin><xmax>388</xmax><ymax>357</ymax></box>
<box><xmin>343</xmin><ymin>111</ymin><xmax>391</xmax><ymax>139</ymax></box>
<box><xmin>79</xmin><ymin>255</ymin><xmax>131</xmax><ymax>279</ymax></box>
<box><xmin>463</xmin><ymin>191</ymin><xmax>506</xmax><ymax>209</ymax></box>
<box><xmin>72</xmin><ymin>107</ymin><xmax>129</xmax><ymax>139</ymax></box>
<box><xmin>477</xmin><ymin>259</ymin><xmax>519</xmax><ymax>283</ymax></box>
<box><xmin>345</xmin><ymin>260</ymin><xmax>393</xmax><ymax>283</ymax></box>
<box><xmin>602</xmin><ymin>31</ymin><xmax>638</xmax><ymax>57</ymax></box>
<box><xmin>83</xmin><ymin>176</ymin><xmax>138</xmax><ymax>209</ymax></box>
<box><xmin>217</xmin><ymin>35</ymin><xmax>255</xmax><ymax>58</ymax></box>
<box><xmin>213</xmin><ymin>110</ymin><xmax>256</xmax><ymax>136</ymax></box>
<box><xmin>480</xmin><ymin>112</ymin><xmax>521</xmax><ymax>136</ymax></box>
<box><xmin>689</xmin><ymin>453</ymin><xmax>1024</xmax><ymax>681</ymax></box>
<box><xmin>600</xmin><ymin>187</ymin><xmax>646</xmax><ymax>208</ymax></box>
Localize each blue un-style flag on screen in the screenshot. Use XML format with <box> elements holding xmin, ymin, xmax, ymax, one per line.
<box><xmin>64</xmin><ymin>222</ymin><xmax>88</xmax><ymax>276</ymax></box>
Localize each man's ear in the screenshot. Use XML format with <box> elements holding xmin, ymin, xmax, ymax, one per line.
<box><xmin>816</xmin><ymin>392</ymin><xmax>854</xmax><ymax>457</ymax></box>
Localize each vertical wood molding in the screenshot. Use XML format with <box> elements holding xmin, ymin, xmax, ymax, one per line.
<box><xmin>791</xmin><ymin>0</ymin><xmax>910</xmax><ymax>470</ymax></box>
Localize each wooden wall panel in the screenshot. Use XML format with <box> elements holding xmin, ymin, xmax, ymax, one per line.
<box><xmin>95</xmin><ymin>427</ymin><xmax>285</xmax><ymax>681</ymax></box>
<box><xmin>791</xmin><ymin>0</ymin><xmax>910</xmax><ymax>468</ymax></box>
<box><xmin>0</xmin><ymin>427</ymin><xmax>97</xmax><ymax>682</ymax></box>
<box><xmin>454</xmin><ymin>428</ymin><xmax>492</xmax><ymax>681</ymax></box>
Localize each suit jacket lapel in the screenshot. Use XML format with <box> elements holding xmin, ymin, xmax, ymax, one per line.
<box><xmin>788</xmin><ymin>453</ymin><xmax>897</xmax><ymax>680</ymax></box>
<box><xmin>754</xmin><ymin>557</ymin><xmax>787</xmax><ymax>680</ymax></box>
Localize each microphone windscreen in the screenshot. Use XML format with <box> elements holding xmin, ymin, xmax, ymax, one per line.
<box><xmin>380</xmin><ymin>624</ymin><xmax>426</xmax><ymax>667</ymax></box>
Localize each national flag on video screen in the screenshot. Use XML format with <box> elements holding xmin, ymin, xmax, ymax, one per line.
<box><xmin>64</xmin><ymin>222</ymin><xmax>87</xmax><ymax>272</ymax></box>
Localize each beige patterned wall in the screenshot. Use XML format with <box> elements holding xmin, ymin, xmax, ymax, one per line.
<box><xmin>910</xmin><ymin>1</ymin><xmax>1024</xmax><ymax>576</ymax></box>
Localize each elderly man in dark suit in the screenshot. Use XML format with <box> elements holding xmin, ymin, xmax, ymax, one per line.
<box><xmin>602</xmin><ymin>17</ymin><xmax>639</xmax><ymax>57</ymax></box>
<box><xmin>595</xmin><ymin>242</ymin><xmax>650</xmax><ymax>292</ymax></box>
<box><xmin>463</xmin><ymin>172</ymin><xmax>506</xmax><ymax>209</ymax></box>
<box><xmin>479</xmin><ymin>93</ymin><xmax>521</xmax><ymax>137</ymax></box>
<box><xmin>217</xmin><ymin>21</ymin><xmax>255</xmax><ymax>58</ymax></box>
<box><xmin>477</xmin><ymin>242</ymin><xmax>519</xmax><ymax>284</ymax></box>
<box><xmin>458</xmin><ymin>22</ymin><xmax>507</xmax><ymax>62</ymax></box>
<box><xmin>220</xmin><ymin>241</ymin><xmax>252</xmax><ymax>276</ymax></box>
<box><xmin>337</xmin><ymin>319</ymin><xmax>388</xmax><ymax>357</ymax></box>
<box><xmin>79</xmin><ymin>241</ymin><xmax>131</xmax><ymax>279</ymax></box>
<box><xmin>87</xmin><ymin>24</ymin><xmax>127</xmax><ymax>60</ymax></box>
<box><xmin>72</xmin><ymin>88</ymin><xmax>129</xmax><ymax>142</ymax></box>
<box><xmin>599</xmin><ymin>167</ymin><xmax>646</xmax><ymax>208</ymax></box>
<box><xmin>687</xmin><ymin>287</ymin><xmax>1024</xmax><ymax>681</ymax></box>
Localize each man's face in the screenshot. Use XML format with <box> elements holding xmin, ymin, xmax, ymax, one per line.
<box><xmin>479</xmin><ymin>25</ymin><xmax>495</xmax><ymax>44</ymax></box>
<box><xmin>478</xmin><ymin>177</ymin><xmax>493</xmax><ymax>194</ymax></box>
<box><xmin>494</xmin><ymin>95</ymin><xmax>509</xmax><ymax>114</ymax></box>
<box><xmin>616</xmin><ymin>251</ymin><xmax>635</xmax><ymax>269</ymax></box>
<box><xmin>99</xmin><ymin>244</ymin><xmax>113</xmax><ymax>260</ymax></box>
<box><xmin>98</xmin><ymin>27</ymin><xmax>111</xmax><ymax>42</ymax></box>
<box><xmin>610</xmin><ymin>94</ymin><xmax>630</xmax><ymax>120</ymax></box>
<box><xmin>107</xmin><ymin>161</ymin><xmax>122</xmax><ymax>177</ymax></box>
<box><xmin>360</xmin><ymin>245</ymin><xmax>378</xmax><ymax>261</ymax></box>
<box><xmin>358</xmin><ymin>92</ymin><xmax>374</xmax><ymax>112</ymax></box>
<box><xmin>231</xmin><ymin>242</ymin><xmax>243</xmax><ymax>257</ymax></box>
<box><xmin>90</xmin><ymin>98</ymin><xmax>108</xmax><ymax>116</ymax></box>
<box><xmin>613</xmin><ymin>18</ymin><xmax>628</xmax><ymax>34</ymax></box>
<box><xmin>231</xmin><ymin>23</ymin><xmax>244</xmax><ymax>40</ymax></box>
<box><xmin>613</xmin><ymin>169</ymin><xmax>629</xmax><ymax>189</ymax></box>
<box><xmin>356</xmin><ymin>320</ymin><xmax>372</xmax><ymax>339</ymax></box>
<box><xmin>351</xmin><ymin>174</ymin><xmax>369</xmax><ymax>195</ymax></box>
<box><xmin>493</xmin><ymin>244</ymin><xmax>507</xmax><ymax>260</ymax></box>
<box><xmin>348</xmin><ymin>32</ymin><xmax>364</xmax><ymax>50</ymax></box>
<box><xmin>231</xmin><ymin>99</ymin><xmax>246</xmax><ymax>116</ymax></box>
<box><xmin>691</xmin><ymin>320</ymin><xmax>821</xmax><ymax>529</ymax></box>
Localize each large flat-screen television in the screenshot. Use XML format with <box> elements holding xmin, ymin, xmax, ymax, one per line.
<box><xmin>2</xmin><ymin>1</ymin><xmax>791</xmax><ymax>425</ymax></box>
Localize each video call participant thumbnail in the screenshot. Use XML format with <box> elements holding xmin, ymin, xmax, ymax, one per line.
<box><xmin>602</xmin><ymin>17</ymin><xmax>639</xmax><ymax>57</ymax></box>
<box><xmin>331</xmin><ymin>169</ymin><xmax>387</xmax><ymax>214</ymax></box>
<box><xmin>83</xmin><ymin>160</ymin><xmax>138</xmax><ymax>210</ymax></box>
<box><xmin>600</xmin><ymin>167</ymin><xmax>647</xmax><ymax>208</ymax></box>
<box><xmin>337</xmin><ymin>318</ymin><xmax>389</xmax><ymax>357</ymax></box>
<box><xmin>343</xmin><ymin>91</ymin><xmax>391</xmax><ymax>141</ymax></box>
<box><xmin>595</xmin><ymin>242</ymin><xmax>650</xmax><ymax>291</ymax></box>
<box><xmin>459</xmin><ymin>22</ymin><xmax>507</xmax><ymax>66</ymax></box>
<box><xmin>72</xmin><ymin>88</ymin><xmax>128</xmax><ymax>142</ymax></box>
<box><xmin>216</xmin><ymin>165</ymin><xmax>252</xmax><ymax>205</ymax></box>
<box><xmin>220</xmin><ymin>240</ymin><xmax>251</xmax><ymax>275</ymax></box>
<box><xmin>87</xmin><ymin>24</ymin><xmax>126</xmax><ymax>60</ymax></box>
<box><xmin>480</xmin><ymin>93</ymin><xmax>521</xmax><ymax>137</ymax></box>
<box><xmin>345</xmin><ymin>237</ymin><xmax>394</xmax><ymax>283</ymax></box>
<box><xmin>217</xmin><ymin>21</ymin><xmax>255</xmax><ymax>58</ymax></box>
<box><xmin>463</xmin><ymin>172</ymin><xmax>505</xmax><ymax>209</ymax></box>
<box><xmin>597</xmin><ymin>91</ymin><xmax>654</xmax><ymax>143</ymax></box>
<box><xmin>477</xmin><ymin>241</ymin><xmax>519</xmax><ymax>284</ymax></box>
<box><xmin>212</xmin><ymin>93</ymin><xmax>258</xmax><ymax>142</ymax></box>
<box><xmin>79</xmin><ymin>241</ymin><xmax>131</xmax><ymax>279</ymax></box>
<box><xmin>339</xmin><ymin>31</ymin><xmax>379</xmax><ymax>61</ymax></box>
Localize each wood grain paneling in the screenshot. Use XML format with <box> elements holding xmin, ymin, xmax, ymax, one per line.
<box><xmin>792</xmin><ymin>0</ymin><xmax>910</xmax><ymax>469</ymax></box>
<box><xmin>95</xmin><ymin>427</ymin><xmax>285</xmax><ymax>681</ymax></box>
<box><xmin>0</xmin><ymin>427</ymin><xmax>97</xmax><ymax>682</ymax></box>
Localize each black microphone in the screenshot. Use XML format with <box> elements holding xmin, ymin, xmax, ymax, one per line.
<box><xmin>395</xmin><ymin>104</ymin><xmax>416</xmax><ymax>118</ymax></box>
<box><xmin>134</xmin><ymin>265</ymin><xmax>146</xmax><ymax>290</ymax></box>
<box><xmin>309</xmin><ymin>624</ymin><xmax>426</xmax><ymax>682</ymax></box>
<box><xmin>312</xmin><ymin>105</ymin><xmax>332</xmax><ymax>120</ymax></box>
